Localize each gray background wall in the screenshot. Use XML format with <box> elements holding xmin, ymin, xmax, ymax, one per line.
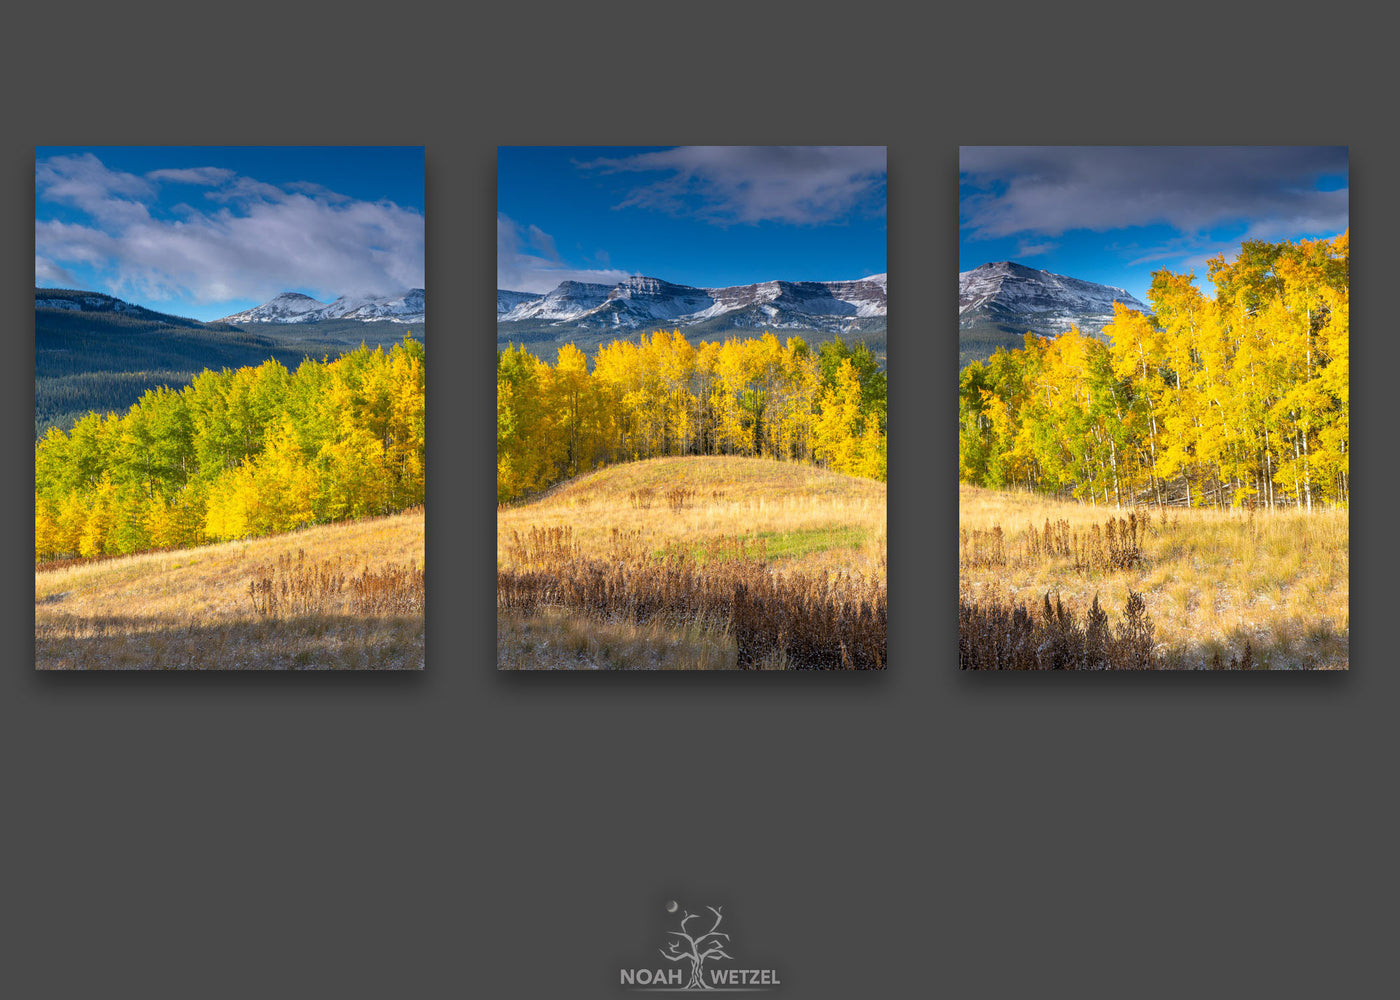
<box><xmin>4</xmin><ymin>3</ymin><xmax>1391</xmax><ymax>998</ymax></box>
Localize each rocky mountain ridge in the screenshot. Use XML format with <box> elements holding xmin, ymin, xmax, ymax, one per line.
<box><xmin>219</xmin><ymin>288</ymin><xmax>425</xmax><ymax>324</ymax></box>
<box><xmin>959</xmin><ymin>261</ymin><xmax>1147</xmax><ymax>338</ymax></box>
<box><xmin>498</xmin><ymin>273</ymin><xmax>887</xmax><ymax>335</ymax></box>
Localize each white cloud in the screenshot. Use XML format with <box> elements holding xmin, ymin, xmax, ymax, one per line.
<box><xmin>35</xmin><ymin>255</ymin><xmax>75</xmax><ymax>287</ymax></box>
<box><xmin>960</xmin><ymin>146</ymin><xmax>1349</xmax><ymax>242</ymax></box>
<box><xmin>145</xmin><ymin>167</ymin><xmax>236</xmax><ymax>186</ymax></box>
<box><xmin>578</xmin><ymin>146</ymin><xmax>887</xmax><ymax>226</ymax></box>
<box><xmin>496</xmin><ymin>214</ymin><xmax>630</xmax><ymax>293</ymax></box>
<box><xmin>34</xmin><ymin>153</ymin><xmax>423</xmax><ymax>304</ymax></box>
<box><xmin>1015</xmin><ymin>240</ymin><xmax>1057</xmax><ymax>258</ymax></box>
<box><xmin>36</xmin><ymin>153</ymin><xmax>153</xmax><ymax>226</ymax></box>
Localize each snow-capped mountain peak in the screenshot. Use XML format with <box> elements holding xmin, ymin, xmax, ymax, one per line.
<box><xmin>219</xmin><ymin>289</ymin><xmax>425</xmax><ymax>325</ymax></box>
<box><xmin>218</xmin><ymin>292</ymin><xmax>327</xmax><ymax>324</ymax></box>
<box><xmin>317</xmin><ymin>288</ymin><xmax>425</xmax><ymax>322</ymax></box>
<box><xmin>497</xmin><ymin>289</ymin><xmax>539</xmax><ymax>317</ymax></box>
<box><xmin>497</xmin><ymin>274</ymin><xmax>888</xmax><ymax>333</ymax></box>
<box><xmin>498</xmin><ymin>281</ymin><xmax>615</xmax><ymax>322</ymax></box>
<box><xmin>959</xmin><ymin>262</ymin><xmax>1147</xmax><ymax>337</ymax></box>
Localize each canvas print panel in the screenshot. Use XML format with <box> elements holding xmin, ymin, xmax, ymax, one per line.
<box><xmin>35</xmin><ymin>147</ymin><xmax>425</xmax><ymax>670</ymax></box>
<box><xmin>958</xmin><ymin>146</ymin><xmax>1348</xmax><ymax>669</ymax></box>
<box><xmin>498</xmin><ymin>146</ymin><xmax>887</xmax><ymax>670</ymax></box>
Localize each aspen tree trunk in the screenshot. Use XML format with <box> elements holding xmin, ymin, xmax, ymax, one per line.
<box><xmin>1110</xmin><ymin>438</ymin><xmax>1121</xmax><ymax>507</ymax></box>
<box><xmin>1139</xmin><ymin>346</ymin><xmax>1165</xmax><ymax>509</ymax></box>
<box><xmin>1292</xmin><ymin>432</ymin><xmax>1302</xmax><ymax>508</ymax></box>
<box><xmin>1264</xmin><ymin>435</ymin><xmax>1274</xmax><ymax>510</ymax></box>
<box><xmin>1302</xmin><ymin>427</ymin><xmax>1313</xmax><ymax>512</ymax></box>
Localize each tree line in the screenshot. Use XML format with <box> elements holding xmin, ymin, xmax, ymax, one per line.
<box><xmin>959</xmin><ymin>233</ymin><xmax>1348</xmax><ymax>510</ymax></box>
<box><xmin>35</xmin><ymin>337</ymin><xmax>425</xmax><ymax>561</ymax></box>
<box><xmin>497</xmin><ymin>330</ymin><xmax>887</xmax><ymax>503</ymax></box>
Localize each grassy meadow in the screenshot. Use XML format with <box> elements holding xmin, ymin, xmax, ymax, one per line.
<box><xmin>497</xmin><ymin>456</ymin><xmax>887</xmax><ymax>670</ymax></box>
<box><xmin>36</xmin><ymin>509</ymin><xmax>424</xmax><ymax>670</ymax></box>
<box><xmin>959</xmin><ymin>486</ymin><xmax>1348</xmax><ymax>669</ymax></box>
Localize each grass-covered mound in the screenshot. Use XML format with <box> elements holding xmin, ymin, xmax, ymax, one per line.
<box><xmin>36</xmin><ymin>508</ymin><xmax>424</xmax><ymax>671</ymax></box>
<box><xmin>498</xmin><ymin>456</ymin><xmax>886</xmax><ymax>670</ymax></box>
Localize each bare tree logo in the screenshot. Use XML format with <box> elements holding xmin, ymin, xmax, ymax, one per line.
<box><xmin>660</xmin><ymin>904</ymin><xmax>733</xmax><ymax>990</ymax></box>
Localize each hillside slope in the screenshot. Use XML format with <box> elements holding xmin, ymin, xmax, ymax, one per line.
<box><xmin>501</xmin><ymin>455</ymin><xmax>886</xmax><ymax>575</ymax></box>
<box><xmin>36</xmin><ymin>509</ymin><xmax>424</xmax><ymax>670</ymax></box>
<box><xmin>36</xmin><ymin>288</ymin><xmax>426</xmax><ymax>437</ymax></box>
<box><xmin>499</xmin><ymin>457</ymin><xmax>886</xmax><ymax>670</ymax></box>
<box><xmin>498</xmin><ymin>453</ymin><xmax>884</xmax><ymax>577</ymax></box>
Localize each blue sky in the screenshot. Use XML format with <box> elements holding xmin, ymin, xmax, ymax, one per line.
<box><xmin>36</xmin><ymin>147</ymin><xmax>424</xmax><ymax>321</ymax></box>
<box><xmin>498</xmin><ymin>146</ymin><xmax>887</xmax><ymax>293</ymax></box>
<box><xmin>959</xmin><ymin>146</ymin><xmax>1349</xmax><ymax>305</ymax></box>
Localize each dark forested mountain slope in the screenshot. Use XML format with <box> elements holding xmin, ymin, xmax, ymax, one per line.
<box><xmin>35</xmin><ymin>289</ymin><xmax>425</xmax><ymax>437</ymax></box>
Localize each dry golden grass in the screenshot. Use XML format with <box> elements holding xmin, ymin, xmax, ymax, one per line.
<box><xmin>36</xmin><ymin>509</ymin><xmax>425</xmax><ymax>670</ymax></box>
<box><xmin>498</xmin><ymin>609</ymin><xmax>745</xmax><ymax>671</ymax></box>
<box><xmin>498</xmin><ymin>456</ymin><xmax>887</xmax><ymax>670</ymax></box>
<box><xmin>501</xmin><ymin>456</ymin><xmax>886</xmax><ymax>576</ymax></box>
<box><xmin>959</xmin><ymin>486</ymin><xmax>1348</xmax><ymax>669</ymax></box>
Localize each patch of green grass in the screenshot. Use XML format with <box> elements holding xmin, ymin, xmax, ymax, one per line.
<box><xmin>652</xmin><ymin>525</ymin><xmax>867</xmax><ymax>565</ymax></box>
<box><xmin>756</xmin><ymin>525</ymin><xmax>867</xmax><ymax>560</ymax></box>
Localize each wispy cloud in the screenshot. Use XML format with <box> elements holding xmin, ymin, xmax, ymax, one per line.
<box><xmin>578</xmin><ymin>146</ymin><xmax>887</xmax><ymax>226</ymax></box>
<box><xmin>36</xmin><ymin>153</ymin><xmax>153</xmax><ymax>226</ymax></box>
<box><xmin>961</xmin><ymin>146</ymin><xmax>1348</xmax><ymax>241</ymax></box>
<box><xmin>34</xmin><ymin>255</ymin><xmax>75</xmax><ymax>286</ymax></box>
<box><xmin>496</xmin><ymin>214</ymin><xmax>630</xmax><ymax>293</ymax></box>
<box><xmin>35</xmin><ymin>153</ymin><xmax>424</xmax><ymax>303</ymax></box>
<box><xmin>145</xmin><ymin>166</ymin><xmax>235</xmax><ymax>186</ymax></box>
<box><xmin>1016</xmin><ymin>240</ymin><xmax>1057</xmax><ymax>258</ymax></box>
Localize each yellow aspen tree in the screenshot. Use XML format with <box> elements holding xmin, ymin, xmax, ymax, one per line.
<box><xmin>1189</xmin><ymin>302</ymin><xmax>1233</xmax><ymax>507</ymax></box>
<box><xmin>319</xmin><ymin>427</ymin><xmax>388</xmax><ymax>521</ymax></box>
<box><xmin>813</xmin><ymin>358</ymin><xmax>864</xmax><ymax>474</ymax></box>
<box><xmin>1151</xmin><ymin>270</ymin><xmax>1211</xmax><ymax>505</ymax></box>
<box><xmin>497</xmin><ymin>359</ymin><xmax>522</xmax><ymax>502</ymax></box>
<box><xmin>854</xmin><ymin>417</ymin><xmax>887</xmax><ymax>481</ymax></box>
<box><xmin>35</xmin><ymin>497</ymin><xmax>60</xmax><ymax>561</ymax></box>
<box><xmin>593</xmin><ymin>340</ymin><xmax>640</xmax><ymax>460</ymax></box>
<box><xmin>203</xmin><ymin>464</ymin><xmax>258</xmax><ymax>541</ymax></box>
<box><xmin>78</xmin><ymin>475</ymin><xmax>117</xmax><ymax>557</ymax></box>
<box><xmin>777</xmin><ymin>338</ymin><xmax>820</xmax><ymax>462</ymax></box>
<box><xmin>387</xmin><ymin>342</ymin><xmax>426</xmax><ymax>508</ymax></box>
<box><xmin>54</xmin><ymin>490</ymin><xmax>89</xmax><ymax>557</ymax></box>
<box><xmin>692</xmin><ymin>340</ymin><xmax>723</xmax><ymax>455</ymax></box>
<box><xmin>712</xmin><ymin>338</ymin><xmax>752</xmax><ymax>456</ymax></box>
<box><xmin>144</xmin><ymin>493</ymin><xmax>176</xmax><ymax>550</ymax></box>
<box><xmin>1314</xmin><ymin>294</ymin><xmax>1349</xmax><ymax>503</ymax></box>
<box><xmin>256</xmin><ymin>417</ymin><xmax>319</xmax><ymax>531</ymax></box>
<box><xmin>496</xmin><ymin>345</ymin><xmax>556</xmax><ymax>499</ymax></box>
<box><xmin>1258</xmin><ymin>292</ymin><xmax>1311</xmax><ymax>509</ymax></box>
<box><xmin>746</xmin><ymin>333</ymin><xmax>784</xmax><ymax>458</ymax></box>
<box><xmin>660</xmin><ymin>330</ymin><xmax>697</xmax><ymax>455</ymax></box>
<box><xmin>551</xmin><ymin>343</ymin><xmax>593</xmax><ymax>477</ymax></box>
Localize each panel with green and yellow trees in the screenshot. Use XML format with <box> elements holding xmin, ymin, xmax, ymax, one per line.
<box><xmin>35</xmin><ymin>336</ymin><xmax>425</xmax><ymax>562</ymax></box>
<box><xmin>959</xmin><ymin>233</ymin><xmax>1348</xmax><ymax>510</ymax></box>
<box><xmin>497</xmin><ymin>330</ymin><xmax>888</xmax><ymax>503</ymax></box>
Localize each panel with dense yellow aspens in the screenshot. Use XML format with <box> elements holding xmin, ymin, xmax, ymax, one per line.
<box><xmin>959</xmin><ymin>234</ymin><xmax>1348</xmax><ymax>511</ymax></box>
<box><xmin>35</xmin><ymin>336</ymin><xmax>424</xmax><ymax>562</ymax></box>
<box><xmin>497</xmin><ymin>330</ymin><xmax>887</xmax><ymax>504</ymax></box>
